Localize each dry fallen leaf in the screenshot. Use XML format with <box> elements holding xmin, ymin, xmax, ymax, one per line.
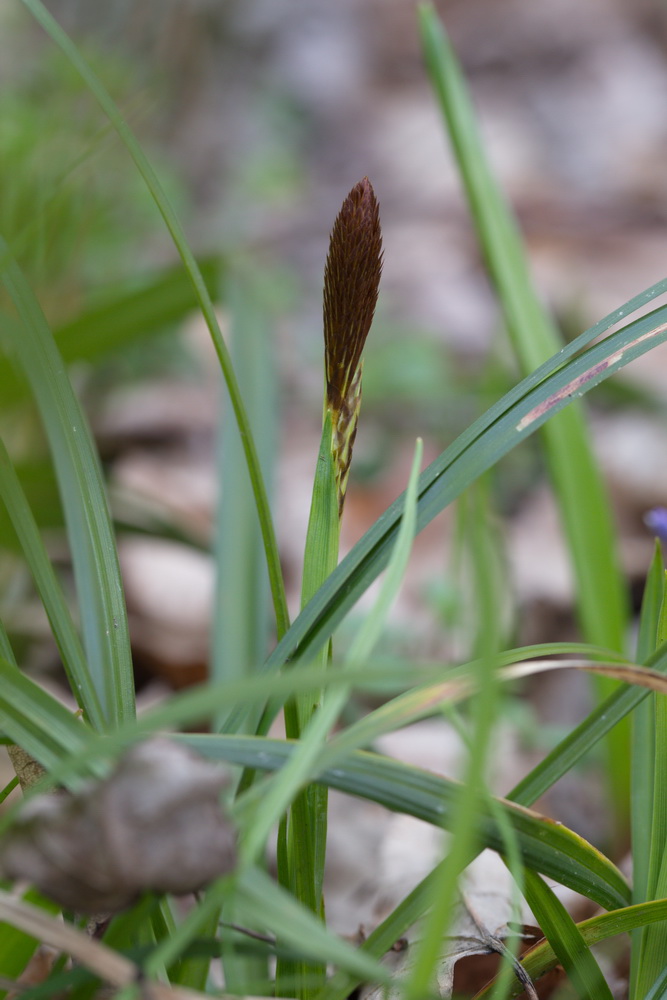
<box><xmin>0</xmin><ymin>739</ymin><xmax>236</xmax><ymax>913</ymax></box>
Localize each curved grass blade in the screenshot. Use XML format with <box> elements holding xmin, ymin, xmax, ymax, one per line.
<box><xmin>509</xmin><ymin>639</ymin><xmax>667</xmax><ymax>807</ymax></box>
<box><xmin>419</xmin><ymin>0</ymin><xmax>632</xmax><ymax>833</ymax></box>
<box><xmin>318</xmin><ymin>641</ymin><xmax>667</xmax><ymax>1000</ymax></box>
<box><xmin>0</xmin><ymin>243</ymin><xmax>133</xmax><ymax>727</ymax></box>
<box><xmin>474</xmin><ymin>897</ymin><xmax>667</xmax><ymax>998</ymax></box>
<box><xmin>523</xmin><ymin>869</ymin><xmax>613</xmax><ymax>1000</ymax></box>
<box><xmin>0</xmin><ymin>440</ymin><xmax>104</xmax><ymax>729</ymax></box>
<box><xmin>0</xmin><ymin>657</ymin><xmax>91</xmax><ymax>785</ymax></box>
<box><xmin>19</xmin><ymin>0</ymin><xmax>289</xmax><ymax>642</ymax></box>
<box><xmin>11</xmin><ymin>645</ymin><xmax>655</xmax><ymax>806</ymax></box>
<box><xmin>211</xmin><ymin>277</ymin><xmax>273</xmax><ymax>995</ymax></box>
<box><xmin>13</xmin><ymin>644</ymin><xmax>660</xmax><ymax>809</ymax></box>
<box><xmin>261</xmin><ymin>300</ymin><xmax>667</xmax><ymax>681</ymax></box>
<box><xmin>180</xmin><ymin>734</ymin><xmax>629</xmax><ymax>911</ymax></box>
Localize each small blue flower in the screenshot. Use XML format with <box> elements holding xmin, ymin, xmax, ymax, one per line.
<box><xmin>644</xmin><ymin>507</ymin><xmax>667</xmax><ymax>544</ymax></box>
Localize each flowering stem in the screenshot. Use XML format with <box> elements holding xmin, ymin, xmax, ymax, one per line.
<box><xmin>276</xmin><ymin>180</ymin><xmax>382</xmax><ymax>1000</ymax></box>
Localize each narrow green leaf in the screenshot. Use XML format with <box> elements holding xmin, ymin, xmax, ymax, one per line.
<box><xmin>418</xmin><ymin>2</ymin><xmax>627</xmax><ymax>655</ymax></box>
<box><xmin>645</xmin><ymin>965</ymin><xmax>667</xmax><ymax>1000</ymax></box>
<box><xmin>344</xmin><ymin>439</ymin><xmax>423</xmax><ymax>665</ymax></box>
<box><xmin>523</xmin><ymin>869</ymin><xmax>613</xmax><ymax>1000</ymax></box>
<box><xmin>237</xmin><ymin>868</ymin><xmax>389</xmax><ymax>987</ymax></box>
<box><xmin>0</xmin><ymin>242</ymin><xmax>134</xmax><ymax>728</ymax></box>
<box><xmin>631</xmin><ymin>545</ymin><xmax>664</xmax><ymax>998</ymax></box>
<box><xmin>0</xmin><ymin>257</ymin><xmax>223</xmax><ymax>409</ymax></box>
<box><xmin>476</xmin><ymin>898</ymin><xmax>667</xmax><ymax>998</ymax></box>
<box><xmin>421</xmin><ymin>0</ymin><xmax>631</xmax><ymax>823</ymax></box>
<box><xmin>276</xmin><ymin>412</ymin><xmax>340</xmax><ymax>999</ymax></box>
<box><xmin>245</xmin><ymin>440</ymin><xmax>423</xmax><ymax>864</ymax></box>
<box><xmin>633</xmin><ymin>548</ymin><xmax>664</xmax><ymax>853</ymax></box>
<box><xmin>212</xmin><ymin>277</ymin><xmax>273</xmax><ymax>717</ymax></box>
<box><xmin>263</xmin><ymin>299</ymin><xmax>667</xmax><ymax>680</ymax></box>
<box><xmin>301</xmin><ymin>413</ymin><xmax>340</xmax><ymax>613</ymax></box>
<box><xmin>211</xmin><ymin>275</ymin><xmax>273</xmax><ymax>995</ymax></box>
<box><xmin>0</xmin><ymin>440</ymin><xmax>104</xmax><ymax>729</ymax></box>
<box><xmin>19</xmin><ymin>0</ymin><xmax>289</xmax><ymax>642</ymax></box>
<box><xmin>0</xmin><ymin>619</ymin><xmax>16</xmax><ymax>666</ymax></box>
<box><xmin>405</xmin><ymin>483</ymin><xmax>504</xmax><ymax>1000</ymax></box>
<box><xmin>635</xmin><ymin>571</ymin><xmax>667</xmax><ymax>994</ymax></box>
<box><xmin>182</xmin><ymin>734</ymin><xmax>630</xmax><ymax>911</ymax></box>
<box><xmin>509</xmin><ymin>640</ymin><xmax>667</xmax><ymax>808</ymax></box>
<box><xmin>0</xmin><ymin>657</ymin><xmax>91</xmax><ymax>784</ymax></box>
<box><xmin>54</xmin><ymin>257</ymin><xmax>223</xmax><ymax>365</ymax></box>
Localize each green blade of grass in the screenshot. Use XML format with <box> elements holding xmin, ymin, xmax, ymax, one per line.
<box><xmin>630</xmin><ymin>544</ymin><xmax>664</xmax><ymax>996</ymax></box>
<box><xmin>0</xmin><ymin>440</ymin><xmax>104</xmax><ymax>730</ymax></box>
<box><xmin>299</xmin><ymin>411</ymin><xmax>341</xmax><ymax>624</ymax></box>
<box><xmin>319</xmin><ymin>651</ymin><xmax>621</xmax><ymax>762</ymax></box>
<box><xmin>418</xmin><ymin>2</ymin><xmax>626</xmax><ymax>652</ymax></box>
<box><xmin>139</xmin><ymin>870</ymin><xmax>390</xmax><ymax>989</ymax></box>
<box><xmin>0</xmin><ymin>657</ymin><xmax>91</xmax><ymax>783</ymax></box>
<box><xmin>182</xmin><ymin>734</ymin><xmax>630</xmax><ymax>911</ymax></box>
<box><xmin>0</xmin><ymin>619</ymin><xmax>17</xmax><ymax>666</ymax></box>
<box><xmin>523</xmin><ymin>869</ymin><xmax>613</xmax><ymax>1000</ymax></box>
<box><xmin>319</xmin><ymin>637</ymin><xmax>667</xmax><ymax>1000</ymax></box>
<box><xmin>508</xmin><ymin>640</ymin><xmax>667</xmax><ymax>808</ymax></box>
<box><xmin>0</xmin><ymin>243</ymin><xmax>134</xmax><ymax>728</ymax></box>
<box><xmin>20</xmin><ymin>0</ymin><xmax>289</xmax><ymax>642</ymax></box>
<box><xmin>259</xmin><ymin>299</ymin><xmax>667</xmax><ymax>684</ymax></box>
<box><xmin>342</xmin><ymin>439</ymin><xmax>423</xmax><ymax>664</ymax></box>
<box><xmin>423</xmin><ymin>0</ymin><xmax>631</xmax><ymax>820</ymax></box>
<box><xmin>15</xmin><ymin>643</ymin><xmax>659</xmax><ymax>810</ymax></box>
<box><xmin>632</xmin><ymin>545</ymin><xmax>663</xmax><ymax>902</ymax></box>
<box><xmin>405</xmin><ymin>482</ymin><xmax>504</xmax><ymax>1000</ymax></box>
<box><xmin>54</xmin><ymin>256</ymin><xmax>223</xmax><ymax>365</ymax></box>
<box><xmin>244</xmin><ymin>440</ymin><xmax>423</xmax><ymax>865</ymax></box>
<box><xmin>0</xmin><ymin>256</ymin><xmax>223</xmax><ymax>409</ymax></box>
<box><xmin>276</xmin><ymin>414</ymin><xmax>340</xmax><ymax>998</ymax></box>
<box><xmin>475</xmin><ymin>898</ymin><xmax>667</xmax><ymax>998</ymax></box>
<box><xmin>237</xmin><ymin>868</ymin><xmax>390</xmax><ymax>988</ymax></box>
<box><xmin>644</xmin><ymin>966</ymin><xmax>667</xmax><ymax>1000</ymax></box>
<box><xmin>212</xmin><ymin>276</ymin><xmax>274</xmax><ymax>719</ymax></box>
<box><xmin>212</xmin><ymin>276</ymin><xmax>273</xmax><ymax>994</ymax></box>
<box><xmin>633</xmin><ymin>573</ymin><xmax>667</xmax><ymax>995</ymax></box>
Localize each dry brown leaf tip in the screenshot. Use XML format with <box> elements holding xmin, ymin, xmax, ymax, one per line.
<box><xmin>0</xmin><ymin>739</ymin><xmax>236</xmax><ymax>914</ymax></box>
<box><xmin>323</xmin><ymin>176</ymin><xmax>383</xmax><ymax>513</ymax></box>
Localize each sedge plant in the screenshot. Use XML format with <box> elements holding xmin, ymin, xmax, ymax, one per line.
<box><xmin>277</xmin><ymin>177</ymin><xmax>383</xmax><ymax>998</ymax></box>
<box><xmin>3</xmin><ymin>3</ymin><xmax>667</xmax><ymax>999</ymax></box>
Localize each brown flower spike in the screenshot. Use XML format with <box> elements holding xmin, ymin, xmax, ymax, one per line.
<box><xmin>323</xmin><ymin>177</ymin><xmax>383</xmax><ymax>515</ymax></box>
